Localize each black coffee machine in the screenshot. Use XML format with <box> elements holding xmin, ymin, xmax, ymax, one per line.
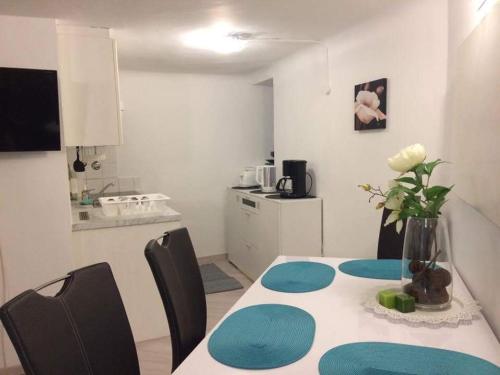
<box><xmin>276</xmin><ymin>160</ymin><xmax>309</xmax><ymax>198</ymax></box>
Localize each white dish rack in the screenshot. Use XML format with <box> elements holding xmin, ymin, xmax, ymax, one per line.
<box><xmin>99</xmin><ymin>193</ymin><xmax>171</xmax><ymax>217</ymax></box>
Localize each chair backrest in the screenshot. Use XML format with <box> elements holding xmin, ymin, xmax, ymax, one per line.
<box><xmin>377</xmin><ymin>208</ymin><xmax>407</xmax><ymax>259</ymax></box>
<box><xmin>0</xmin><ymin>263</ymin><xmax>140</xmax><ymax>375</ymax></box>
<box><xmin>144</xmin><ymin>227</ymin><xmax>207</xmax><ymax>372</ymax></box>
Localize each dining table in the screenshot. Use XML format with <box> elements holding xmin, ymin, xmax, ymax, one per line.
<box><xmin>173</xmin><ymin>256</ymin><xmax>500</xmax><ymax>374</ymax></box>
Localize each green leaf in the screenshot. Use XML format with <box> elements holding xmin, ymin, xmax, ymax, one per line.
<box><xmin>395</xmin><ymin>177</ymin><xmax>418</xmax><ymax>185</ymax></box>
<box><xmin>403</xmin><ymin>193</ymin><xmax>419</xmax><ymax>203</ymax></box>
<box><xmin>400</xmin><ymin>196</ymin><xmax>425</xmax><ymax>218</ymax></box>
<box><xmin>396</xmin><ymin>174</ymin><xmax>424</xmax><ymax>194</ymax></box>
<box><xmin>425</xmin><ymin>197</ymin><xmax>447</xmax><ymax>218</ymax></box>
<box><xmin>399</xmin><ymin>193</ymin><xmax>424</xmax><ymax>215</ymax></box>
<box><xmin>385</xmin><ymin>189</ymin><xmax>398</xmax><ymax>200</ymax></box>
<box><xmin>398</xmin><ymin>185</ymin><xmax>418</xmax><ymax>195</ymax></box>
<box><xmin>423</xmin><ymin>159</ymin><xmax>445</xmax><ymax>175</ymax></box>
<box><xmin>412</xmin><ymin>164</ymin><xmax>425</xmax><ymax>185</ymax></box>
<box><xmin>423</xmin><ymin>185</ymin><xmax>452</xmax><ymax>201</ymax></box>
<box><xmin>411</xmin><ymin>185</ymin><xmax>422</xmax><ymax>194</ymax></box>
<box><xmin>405</xmin><ymin>199</ymin><xmax>424</xmax><ymax>211</ymax></box>
<box><xmin>399</xmin><ymin>208</ymin><xmax>423</xmax><ymax>219</ymax></box>
<box><xmin>424</xmin><ymin>184</ymin><xmax>452</xmax><ymax>216</ymax></box>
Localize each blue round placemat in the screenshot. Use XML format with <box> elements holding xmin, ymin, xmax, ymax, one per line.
<box><xmin>338</xmin><ymin>259</ymin><xmax>401</xmax><ymax>280</ymax></box>
<box><xmin>319</xmin><ymin>342</ymin><xmax>500</xmax><ymax>375</ymax></box>
<box><xmin>208</xmin><ymin>304</ymin><xmax>315</xmax><ymax>369</ymax></box>
<box><xmin>261</xmin><ymin>261</ymin><xmax>336</xmax><ymax>292</ymax></box>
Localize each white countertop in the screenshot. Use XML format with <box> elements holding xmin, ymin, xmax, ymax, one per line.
<box><xmin>71</xmin><ymin>202</ymin><xmax>181</xmax><ymax>231</ymax></box>
<box><xmin>229</xmin><ymin>187</ymin><xmax>322</xmax><ymax>203</ymax></box>
<box><xmin>174</xmin><ymin>256</ymin><xmax>500</xmax><ymax>374</ymax></box>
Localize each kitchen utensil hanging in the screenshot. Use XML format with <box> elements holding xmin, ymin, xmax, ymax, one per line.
<box><xmin>73</xmin><ymin>146</ymin><xmax>86</xmax><ymax>172</ymax></box>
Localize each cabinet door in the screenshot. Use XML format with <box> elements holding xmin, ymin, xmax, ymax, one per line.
<box><xmin>225</xmin><ymin>190</ymin><xmax>241</xmax><ymax>262</ymax></box>
<box><xmin>238</xmin><ymin>197</ymin><xmax>279</xmax><ymax>279</ymax></box>
<box><xmin>252</xmin><ymin>199</ymin><xmax>280</xmax><ymax>274</ymax></box>
<box><xmin>58</xmin><ymin>34</ymin><xmax>122</xmax><ymax>146</ymax></box>
<box><xmin>71</xmin><ymin>222</ymin><xmax>181</xmax><ymax>342</ymax></box>
<box><xmin>279</xmin><ymin>200</ymin><xmax>322</xmax><ymax>256</ymax></box>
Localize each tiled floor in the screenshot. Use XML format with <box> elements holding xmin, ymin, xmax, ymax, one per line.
<box><xmin>136</xmin><ymin>258</ymin><xmax>252</xmax><ymax>375</ymax></box>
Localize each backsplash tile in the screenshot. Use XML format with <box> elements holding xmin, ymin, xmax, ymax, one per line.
<box><xmin>101</xmin><ymin>162</ymin><xmax>117</xmax><ymax>178</ymax></box>
<box><xmin>85</xmin><ymin>178</ymin><xmax>104</xmax><ymax>193</ymax></box>
<box><xmin>85</xmin><ymin>165</ymin><xmax>104</xmax><ymax>179</ymax></box>
<box><xmin>117</xmin><ymin>176</ymin><xmax>135</xmax><ymax>192</ymax></box>
<box><xmin>102</xmin><ymin>177</ymin><xmax>119</xmax><ymax>193</ymax></box>
<box><xmin>66</xmin><ymin>146</ymin><xmax>140</xmax><ymax>196</ymax></box>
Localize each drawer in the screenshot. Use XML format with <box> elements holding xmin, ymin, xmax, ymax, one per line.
<box><xmin>228</xmin><ymin>239</ymin><xmax>260</xmax><ymax>280</ymax></box>
<box><xmin>228</xmin><ymin>238</ymin><xmax>247</xmax><ymax>273</ymax></box>
<box><xmin>236</xmin><ymin>195</ymin><xmax>278</xmax><ymax>249</ymax></box>
<box><xmin>241</xmin><ymin>240</ymin><xmax>258</xmax><ymax>280</ymax></box>
<box><xmin>238</xmin><ymin>208</ymin><xmax>261</xmax><ymax>246</ymax></box>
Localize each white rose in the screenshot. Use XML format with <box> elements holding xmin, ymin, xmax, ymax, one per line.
<box><xmin>387</xmin><ymin>144</ymin><xmax>426</xmax><ymax>173</ymax></box>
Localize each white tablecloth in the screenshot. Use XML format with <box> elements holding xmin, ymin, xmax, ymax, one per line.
<box><xmin>174</xmin><ymin>256</ymin><xmax>500</xmax><ymax>374</ymax></box>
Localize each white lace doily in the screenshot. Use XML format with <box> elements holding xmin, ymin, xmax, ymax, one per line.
<box><xmin>363</xmin><ymin>285</ymin><xmax>482</xmax><ymax>326</ymax></box>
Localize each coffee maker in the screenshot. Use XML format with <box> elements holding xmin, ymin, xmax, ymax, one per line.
<box><xmin>276</xmin><ymin>160</ymin><xmax>309</xmax><ymax>198</ymax></box>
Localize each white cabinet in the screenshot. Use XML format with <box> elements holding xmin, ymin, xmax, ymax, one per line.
<box><xmin>226</xmin><ymin>189</ymin><xmax>322</xmax><ymax>280</ymax></box>
<box><xmin>57</xmin><ymin>26</ymin><xmax>122</xmax><ymax>146</ymax></box>
<box><xmin>71</xmin><ymin>221</ymin><xmax>181</xmax><ymax>342</ymax></box>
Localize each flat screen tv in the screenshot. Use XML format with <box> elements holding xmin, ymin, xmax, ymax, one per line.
<box><xmin>0</xmin><ymin>67</ymin><xmax>61</xmax><ymax>151</ymax></box>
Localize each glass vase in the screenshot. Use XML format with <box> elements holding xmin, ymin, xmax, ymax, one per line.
<box><xmin>401</xmin><ymin>217</ymin><xmax>453</xmax><ymax>310</ymax></box>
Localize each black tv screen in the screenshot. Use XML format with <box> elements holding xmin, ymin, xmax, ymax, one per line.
<box><xmin>0</xmin><ymin>67</ymin><xmax>61</xmax><ymax>151</ymax></box>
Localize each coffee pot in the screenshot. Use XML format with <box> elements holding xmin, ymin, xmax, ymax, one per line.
<box><xmin>276</xmin><ymin>160</ymin><xmax>311</xmax><ymax>198</ymax></box>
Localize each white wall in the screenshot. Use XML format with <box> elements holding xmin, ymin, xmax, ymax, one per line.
<box><xmin>254</xmin><ymin>0</ymin><xmax>449</xmax><ymax>259</ymax></box>
<box><xmin>253</xmin><ymin>0</ymin><xmax>499</xmax><ymax>337</ymax></box>
<box><xmin>117</xmin><ymin>71</ymin><xmax>273</xmax><ymax>257</ymax></box>
<box><xmin>447</xmin><ymin>3</ymin><xmax>500</xmax><ymax>226</ymax></box>
<box><xmin>0</xmin><ymin>16</ymin><xmax>73</xmax><ymax>367</ymax></box>
<box><xmin>444</xmin><ymin>196</ymin><xmax>500</xmax><ymax>337</ymax></box>
<box><xmin>444</xmin><ymin>0</ymin><xmax>500</xmax><ymax>337</ymax></box>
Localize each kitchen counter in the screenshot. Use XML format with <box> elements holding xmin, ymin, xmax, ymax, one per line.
<box><xmin>71</xmin><ymin>203</ymin><xmax>182</xmax><ymax>341</ymax></box>
<box><xmin>226</xmin><ymin>187</ymin><xmax>322</xmax><ymax>280</ymax></box>
<box><xmin>71</xmin><ymin>201</ymin><xmax>181</xmax><ymax>231</ymax></box>
<box><xmin>229</xmin><ymin>187</ymin><xmax>321</xmax><ymax>203</ymax></box>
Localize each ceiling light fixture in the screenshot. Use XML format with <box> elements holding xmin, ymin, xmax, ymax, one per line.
<box><xmin>182</xmin><ymin>23</ymin><xmax>248</xmax><ymax>54</ymax></box>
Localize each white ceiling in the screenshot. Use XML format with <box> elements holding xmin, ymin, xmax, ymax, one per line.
<box><xmin>0</xmin><ymin>0</ymin><xmax>397</xmax><ymax>74</ymax></box>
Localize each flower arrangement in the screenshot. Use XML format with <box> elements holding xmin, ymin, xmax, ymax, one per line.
<box><xmin>359</xmin><ymin>144</ymin><xmax>453</xmax><ymax>233</ymax></box>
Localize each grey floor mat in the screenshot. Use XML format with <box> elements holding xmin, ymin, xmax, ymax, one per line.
<box><xmin>200</xmin><ymin>263</ymin><xmax>243</xmax><ymax>294</ymax></box>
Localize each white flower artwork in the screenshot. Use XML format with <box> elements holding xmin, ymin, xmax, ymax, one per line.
<box><xmin>354</xmin><ymin>78</ymin><xmax>387</xmax><ymax>131</ymax></box>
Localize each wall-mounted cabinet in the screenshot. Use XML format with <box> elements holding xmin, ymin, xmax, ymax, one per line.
<box><xmin>57</xmin><ymin>25</ymin><xmax>123</xmax><ymax>146</ymax></box>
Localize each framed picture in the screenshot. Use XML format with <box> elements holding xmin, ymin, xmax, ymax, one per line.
<box><xmin>354</xmin><ymin>78</ymin><xmax>387</xmax><ymax>131</ymax></box>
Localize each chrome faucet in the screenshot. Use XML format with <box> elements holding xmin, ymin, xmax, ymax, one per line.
<box><xmin>98</xmin><ymin>182</ymin><xmax>115</xmax><ymax>196</ymax></box>
<box><xmin>93</xmin><ymin>182</ymin><xmax>115</xmax><ymax>207</ymax></box>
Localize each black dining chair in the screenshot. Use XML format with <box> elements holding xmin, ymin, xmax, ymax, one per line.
<box><xmin>0</xmin><ymin>263</ymin><xmax>140</xmax><ymax>375</ymax></box>
<box><xmin>377</xmin><ymin>208</ymin><xmax>407</xmax><ymax>259</ymax></box>
<box><xmin>144</xmin><ymin>227</ymin><xmax>207</xmax><ymax>372</ymax></box>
